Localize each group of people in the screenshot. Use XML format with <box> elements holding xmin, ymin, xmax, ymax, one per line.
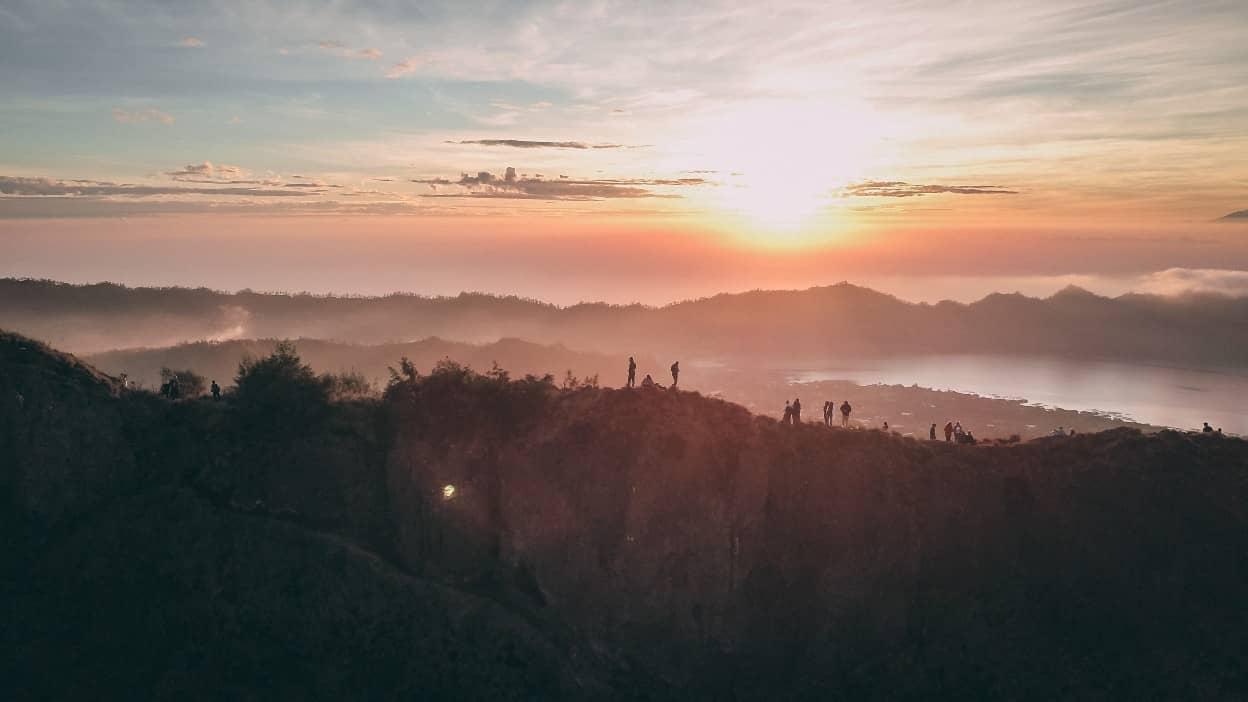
<box><xmin>936</xmin><ymin>421</ymin><xmax>976</xmax><ymax>444</ymax></box>
<box><xmin>158</xmin><ymin>377</ymin><xmax>222</xmax><ymax>400</ymax></box>
<box><xmin>627</xmin><ymin>357</ymin><xmax>679</xmax><ymax>389</ymax></box>
<box><xmin>779</xmin><ymin>399</ymin><xmax>856</xmax><ymax>426</ymax></box>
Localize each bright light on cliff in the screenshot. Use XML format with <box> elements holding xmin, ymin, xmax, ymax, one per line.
<box><xmin>441</xmin><ymin>484</ymin><xmax>456</xmax><ymax>500</ymax></box>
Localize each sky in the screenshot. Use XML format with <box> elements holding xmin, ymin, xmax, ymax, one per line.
<box><xmin>1</xmin><ymin>0</ymin><xmax>1247</xmax><ymax>304</ymax></box>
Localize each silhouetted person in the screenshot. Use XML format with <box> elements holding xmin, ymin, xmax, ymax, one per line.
<box><xmin>954</xmin><ymin>421</ymin><xmax>963</xmax><ymax>438</ymax></box>
<box><xmin>211</xmin><ymin>380</ymin><xmax>221</xmax><ymax>400</ymax></box>
<box><xmin>1069</xmin><ymin>428</ymin><xmax>1076</xmax><ymax>436</ymax></box>
<box><xmin>930</xmin><ymin>423</ymin><xmax>937</xmax><ymax>440</ymax></box>
<box><xmin>882</xmin><ymin>421</ymin><xmax>889</xmax><ymax>432</ymax></box>
<box><xmin>944</xmin><ymin>421</ymin><xmax>953</xmax><ymax>442</ymax></box>
<box><xmin>783</xmin><ymin>400</ymin><xmax>793</xmax><ymax>425</ymax></box>
<box><xmin>670</xmin><ymin>361</ymin><xmax>679</xmax><ymax>387</ymax></box>
<box><xmin>1203</xmin><ymin>422</ymin><xmax>1214</xmax><ymax>433</ymax></box>
<box><xmin>641</xmin><ymin>374</ymin><xmax>656</xmax><ymax>388</ymax></box>
<box><xmin>823</xmin><ymin>401</ymin><xmax>833</xmax><ymax>426</ymax></box>
<box><xmin>168</xmin><ymin>376</ymin><xmax>180</xmax><ymax>400</ymax></box>
<box><xmin>792</xmin><ymin>398</ymin><xmax>802</xmax><ymax>424</ymax></box>
<box><xmin>839</xmin><ymin>400</ymin><xmax>852</xmax><ymax>428</ymax></box>
<box><xmin>159</xmin><ymin>381</ymin><xmax>170</xmax><ymax>398</ymax></box>
<box><xmin>627</xmin><ymin>356</ymin><xmax>636</xmax><ymax>388</ymax></box>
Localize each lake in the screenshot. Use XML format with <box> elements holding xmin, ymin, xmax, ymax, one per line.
<box><xmin>789</xmin><ymin>355</ymin><xmax>1248</xmax><ymax>435</ymax></box>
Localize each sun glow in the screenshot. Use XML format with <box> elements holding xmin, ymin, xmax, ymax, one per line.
<box><xmin>679</xmin><ymin>98</ymin><xmax>882</xmax><ymax>239</ymax></box>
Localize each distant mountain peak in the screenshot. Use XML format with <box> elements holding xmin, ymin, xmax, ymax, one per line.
<box><xmin>1049</xmin><ymin>284</ymin><xmax>1102</xmax><ymax>300</ymax></box>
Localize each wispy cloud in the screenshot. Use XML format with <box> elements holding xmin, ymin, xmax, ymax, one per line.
<box><xmin>112</xmin><ymin>107</ymin><xmax>174</xmax><ymax>125</ymax></box>
<box><xmin>180</xmin><ymin>36</ymin><xmax>204</xmax><ymax>48</ymax></box>
<box><xmin>0</xmin><ymin>175</ymin><xmax>308</xmax><ymax>198</ymax></box>
<box><xmin>165</xmin><ymin>161</ymin><xmax>261</xmax><ymax>184</ymax></box>
<box><xmin>386</xmin><ymin>57</ymin><xmax>421</xmax><ymax>78</ymax></box>
<box><xmin>845</xmin><ymin>181</ymin><xmax>1018</xmax><ymax>197</ymax></box>
<box><xmin>413</xmin><ymin>167</ymin><xmax>705</xmax><ymax>201</ymax></box>
<box><xmin>318</xmin><ymin>40</ymin><xmax>381</xmax><ymax>60</ymax></box>
<box><xmin>447</xmin><ymin>139</ymin><xmax>632</xmax><ymax>150</ymax></box>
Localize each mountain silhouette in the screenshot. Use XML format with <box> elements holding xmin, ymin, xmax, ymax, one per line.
<box><xmin>4</xmin><ymin>278</ymin><xmax>1247</xmax><ymax>368</ymax></box>
<box><xmin>4</xmin><ymin>330</ymin><xmax>1248</xmax><ymax>699</ymax></box>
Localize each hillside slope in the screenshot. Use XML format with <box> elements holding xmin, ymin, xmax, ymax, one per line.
<box><xmin>3</xmin><ymin>330</ymin><xmax>1248</xmax><ymax>699</ymax></box>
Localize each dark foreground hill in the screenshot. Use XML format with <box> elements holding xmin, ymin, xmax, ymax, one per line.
<box><xmin>3</xmin><ymin>330</ymin><xmax>1248</xmax><ymax>700</ymax></box>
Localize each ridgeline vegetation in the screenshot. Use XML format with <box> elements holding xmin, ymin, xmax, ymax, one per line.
<box><xmin>3</xmin><ymin>329</ymin><xmax>1248</xmax><ymax>699</ymax></box>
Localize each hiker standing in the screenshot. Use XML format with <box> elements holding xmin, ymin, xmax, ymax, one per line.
<box><xmin>943</xmin><ymin>422</ymin><xmax>954</xmax><ymax>442</ymax></box>
<box><xmin>670</xmin><ymin>361</ymin><xmax>680</xmax><ymax>387</ymax></box>
<box><xmin>210</xmin><ymin>380</ymin><xmax>221</xmax><ymax>400</ymax></box>
<box><xmin>783</xmin><ymin>400</ymin><xmax>793</xmax><ymax>425</ymax></box>
<box><xmin>792</xmin><ymin>398</ymin><xmax>802</xmax><ymax>424</ymax></box>
<box><xmin>930</xmin><ymin>423</ymin><xmax>937</xmax><ymax>440</ymax></box>
<box><xmin>627</xmin><ymin>356</ymin><xmax>637</xmax><ymax>388</ymax></box>
<box><xmin>839</xmin><ymin>400</ymin><xmax>852</xmax><ymax>428</ymax></box>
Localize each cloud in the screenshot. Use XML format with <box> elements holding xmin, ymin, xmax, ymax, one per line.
<box><xmin>447</xmin><ymin>139</ymin><xmax>630</xmax><ymax>150</ymax></box>
<box><xmin>0</xmin><ymin>175</ymin><xmax>309</xmax><ymax>198</ymax></box>
<box><xmin>318</xmin><ymin>40</ymin><xmax>381</xmax><ymax>60</ymax></box>
<box><xmin>412</xmin><ymin>167</ymin><xmax>705</xmax><ymax>201</ymax></box>
<box><xmin>1217</xmin><ymin>209</ymin><xmax>1248</xmax><ymax>221</ymax></box>
<box><xmin>112</xmin><ymin>107</ymin><xmax>174</xmax><ymax>125</ymax></box>
<box><xmin>386</xmin><ymin>57</ymin><xmax>422</xmax><ymax>78</ymax></box>
<box><xmin>164</xmin><ymin>161</ymin><xmax>265</xmax><ymax>184</ymax></box>
<box><xmin>845</xmin><ymin>181</ymin><xmax>1017</xmax><ymax>197</ymax></box>
<box><xmin>180</xmin><ymin>36</ymin><xmax>204</xmax><ymax>48</ymax></box>
<box><xmin>1133</xmin><ymin>268</ymin><xmax>1248</xmax><ymax>297</ymax></box>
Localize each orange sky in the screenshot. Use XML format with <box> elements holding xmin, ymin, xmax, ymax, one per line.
<box><xmin>1</xmin><ymin>1</ymin><xmax>1247</xmax><ymax>301</ymax></box>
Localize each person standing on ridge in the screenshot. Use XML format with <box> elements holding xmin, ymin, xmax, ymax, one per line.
<box><xmin>840</xmin><ymin>400</ymin><xmax>852</xmax><ymax>428</ymax></box>
<box><xmin>627</xmin><ymin>356</ymin><xmax>637</xmax><ymax>388</ymax></box>
<box><xmin>783</xmin><ymin>400</ymin><xmax>793</xmax><ymax>425</ymax></box>
<box><xmin>670</xmin><ymin>361</ymin><xmax>679</xmax><ymax>387</ymax></box>
<box><xmin>823</xmin><ymin>401</ymin><xmax>832</xmax><ymax>426</ymax></box>
<box><xmin>930</xmin><ymin>423</ymin><xmax>937</xmax><ymax>440</ymax></box>
<box><xmin>210</xmin><ymin>380</ymin><xmax>221</xmax><ymax>400</ymax></box>
<box><xmin>944</xmin><ymin>421</ymin><xmax>954</xmax><ymax>442</ymax></box>
<box><xmin>792</xmin><ymin>398</ymin><xmax>802</xmax><ymax>424</ymax></box>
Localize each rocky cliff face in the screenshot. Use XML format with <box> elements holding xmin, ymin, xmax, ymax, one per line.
<box><xmin>4</xmin><ymin>330</ymin><xmax>1248</xmax><ymax>700</ymax></box>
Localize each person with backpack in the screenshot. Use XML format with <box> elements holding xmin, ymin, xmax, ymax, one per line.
<box><xmin>839</xmin><ymin>400</ymin><xmax>852</xmax><ymax>428</ymax></box>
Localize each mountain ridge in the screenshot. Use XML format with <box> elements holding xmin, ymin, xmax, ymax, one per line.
<box><xmin>3</xmin><ymin>278</ymin><xmax>1246</xmax><ymax>370</ymax></box>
